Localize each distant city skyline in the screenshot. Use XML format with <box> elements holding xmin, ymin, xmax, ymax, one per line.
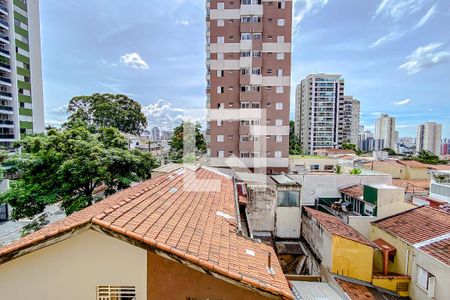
<box><xmin>41</xmin><ymin>0</ymin><xmax>450</xmax><ymax>137</ymax></box>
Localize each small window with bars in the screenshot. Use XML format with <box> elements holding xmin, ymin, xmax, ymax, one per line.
<box><xmin>97</xmin><ymin>286</ymin><xmax>136</xmax><ymax>300</ymax></box>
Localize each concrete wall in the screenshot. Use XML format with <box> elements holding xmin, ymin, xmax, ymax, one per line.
<box><xmin>247</xmin><ymin>184</ymin><xmax>277</xmax><ymax>233</ymax></box>
<box><xmin>410</xmin><ymin>248</ymin><xmax>450</xmax><ymax>300</ymax></box>
<box><xmin>331</xmin><ymin>236</ymin><xmax>373</xmax><ymax>282</ymax></box>
<box><xmin>275</xmin><ymin>207</ymin><xmax>300</xmax><ymax>238</ymax></box>
<box><xmin>290</xmin><ymin>173</ymin><xmax>392</xmax><ymax>205</ymax></box>
<box><xmin>405</xmin><ymin>167</ymin><xmax>429</xmax><ymax>180</ymax></box>
<box><xmin>367</xmin><ymin>164</ymin><xmax>406</xmax><ymax>179</ymax></box>
<box><xmin>301</xmin><ymin>212</ymin><xmax>333</xmax><ymax>269</ymax></box>
<box><xmin>147</xmin><ymin>251</ymin><xmax>271</xmax><ymax>300</ymax></box>
<box><xmin>289</xmin><ymin>157</ymin><xmax>337</xmax><ymax>173</ymax></box>
<box><xmin>0</xmin><ymin>229</ymin><xmax>147</xmax><ymax>300</ymax></box>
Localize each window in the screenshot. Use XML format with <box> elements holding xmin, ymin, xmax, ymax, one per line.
<box><xmin>310</xmin><ymin>165</ymin><xmax>319</xmax><ymax>171</ymax></box>
<box><xmin>275</xmin><ymin>119</ymin><xmax>283</xmax><ymax>126</ymax></box>
<box><xmin>217</xmin><ymin>120</ymin><xmax>223</xmax><ymax>126</ymax></box>
<box><xmin>217</xmin><ymin>135</ymin><xmax>224</xmax><ymax>142</ymax></box>
<box><xmin>277</xmin><ymin>69</ymin><xmax>283</xmax><ymax>76</ymax></box>
<box><xmin>277</xmin><ymin>191</ymin><xmax>300</xmax><ymax>207</ymax></box>
<box><xmin>276</xmin><ymin>53</ymin><xmax>285</xmax><ymax>60</ymax></box>
<box><xmin>217</xmin><ymin>53</ymin><xmax>224</xmax><ymax>60</ymax></box>
<box><xmin>217</xmin><ymin>70</ymin><xmax>224</xmax><ymax>77</ymax></box>
<box><xmin>416</xmin><ymin>266</ymin><xmax>435</xmax><ymax>292</ymax></box>
<box><xmin>277</xmin><ymin>19</ymin><xmax>285</xmax><ymax>26</ymax></box>
<box><xmin>278</xmin><ymin>1</ymin><xmax>286</xmax><ymax>9</ymax></box>
<box><xmin>324</xmin><ymin>165</ymin><xmax>334</xmax><ymax>171</ymax></box>
<box><xmin>217</xmin><ymin>36</ymin><xmax>225</xmax><ymax>43</ymax></box>
<box><xmin>217</xmin><ymin>86</ymin><xmax>224</xmax><ymax>94</ymax></box>
<box><xmin>97</xmin><ymin>286</ymin><xmax>136</xmax><ymax>300</ymax></box>
<box><xmin>218</xmin><ymin>151</ymin><xmax>224</xmax><ymax>158</ymax></box>
<box><xmin>217</xmin><ymin>2</ymin><xmax>225</xmax><ymax>9</ymax></box>
<box><xmin>277</xmin><ymin>36</ymin><xmax>285</xmax><ymax>43</ymax></box>
<box><xmin>240</xmin><ymin>50</ymin><xmax>251</xmax><ymax>57</ymax></box>
<box><xmin>276</xmin><ymin>86</ymin><xmax>284</xmax><ymax>94</ymax></box>
<box><xmin>275</xmin><ymin>151</ymin><xmax>282</xmax><ymax>158</ymax></box>
<box><xmin>241</xmin><ymin>33</ymin><xmax>252</xmax><ymax>40</ymax></box>
<box><xmin>252</xmin><ymin>68</ymin><xmax>261</xmax><ymax>75</ymax></box>
<box><xmin>218</xmin><ymin>103</ymin><xmax>225</xmax><ymax>109</ymax></box>
<box><xmin>276</xmin><ymin>102</ymin><xmax>283</xmax><ymax>110</ymax></box>
<box><xmin>217</xmin><ymin>19</ymin><xmax>224</xmax><ymax>27</ymax></box>
<box><xmin>276</xmin><ymin>135</ymin><xmax>282</xmax><ymax>142</ymax></box>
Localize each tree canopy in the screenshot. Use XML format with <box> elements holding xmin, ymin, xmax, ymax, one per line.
<box><xmin>289</xmin><ymin>121</ymin><xmax>301</xmax><ymax>155</ymax></box>
<box><xmin>406</xmin><ymin>150</ymin><xmax>447</xmax><ymax>165</ymax></box>
<box><xmin>66</xmin><ymin>93</ymin><xmax>148</xmax><ymax>135</ymax></box>
<box><xmin>0</xmin><ymin>124</ymin><xmax>158</xmax><ymax>219</ymax></box>
<box><xmin>169</xmin><ymin>121</ymin><xmax>206</xmax><ymax>163</ymax></box>
<box><xmin>342</xmin><ymin>142</ymin><xmax>363</xmax><ymax>156</ymax></box>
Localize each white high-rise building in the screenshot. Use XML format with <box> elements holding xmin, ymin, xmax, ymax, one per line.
<box><xmin>0</xmin><ymin>0</ymin><xmax>44</xmax><ymax>149</ymax></box>
<box><xmin>295</xmin><ymin>74</ymin><xmax>360</xmax><ymax>154</ymax></box>
<box><xmin>416</xmin><ymin>122</ymin><xmax>442</xmax><ymax>155</ymax></box>
<box><xmin>375</xmin><ymin>114</ymin><xmax>396</xmax><ymax>150</ymax></box>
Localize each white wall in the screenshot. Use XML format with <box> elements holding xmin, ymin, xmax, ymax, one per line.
<box><xmin>275</xmin><ymin>207</ymin><xmax>300</xmax><ymax>238</ymax></box>
<box><xmin>0</xmin><ymin>229</ymin><xmax>147</xmax><ymax>300</ymax></box>
<box><xmin>290</xmin><ymin>174</ymin><xmax>392</xmax><ymax>205</ymax></box>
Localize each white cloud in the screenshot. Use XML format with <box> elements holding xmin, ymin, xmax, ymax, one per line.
<box><xmin>50</xmin><ymin>104</ymin><xmax>68</xmax><ymax>114</ymax></box>
<box><xmin>176</xmin><ymin>20</ymin><xmax>190</xmax><ymax>26</ymax></box>
<box><xmin>371</xmin><ymin>31</ymin><xmax>405</xmax><ymax>48</ymax></box>
<box><xmin>413</xmin><ymin>4</ymin><xmax>437</xmax><ymax>29</ymax></box>
<box><xmin>293</xmin><ymin>0</ymin><xmax>329</xmax><ymax>34</ymax></box>
<box><xmin>399</xmin><ymin>42</ymin><xmax>450</xmax><ymax>74</ymax></box>
<box><xmin>119</xmin><ymin>52</ymin><xmax>149</xmax><ymax>70</ymax></box>
<box><xmin>393</xmin><ymin>98</ymin><xmax>412</xmax><ymax>106</ymax></box>
<box><xmin>373</xmin><ymin>0</ymin><xmax>425</xmax><ymax>20</ymax></box>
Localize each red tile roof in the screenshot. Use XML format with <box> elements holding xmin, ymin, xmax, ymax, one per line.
<box><xmin>335</xmin><ymin>278</ymin><xmax>403</xmax><ymax>300</ymax></box>
<box><xmin>0</xmin><ymin>167</ymin><xmax>293</xmax><ymax>299</ymax></box>
<box><xmin>391</xmin><ymin>179</ymin><xmax>429</xmax><ymax>193</ymax></box>
<box><xmin>303</xmin><ymin>207</ymin><xmax>377</xmax><ymax>248</ymax></box>
<box><xmin>426</xmin><ymin>164</ymin><xmax>450</xmax><ymax>171</ymax></box>
<box><xmin>340</xmin><ymin>184</ymin><xmax>364</xmax><ymax>199</ymax></box>
<box><xmin>420</xmin><ymin>238</ymin><xmax>450</xmax><ymax>266</ymax></box>
<box><xmin>314</xmin><ymin>148</ymin><xmax>356</xmax><ymax>155</ymax></box>
<box><xmin>373</xmin><ymin>206</ymin><xmax>450</xmax><ymax>245</ymax></box>
<box><xmin>363</xmin><ymin>159</ymin><xmax>428</xmax><ymax>169</ymax></box>
<box><xmin>397</xmin><ymin>160</ymin><xmax>428</xmax><ymax>168</ymax></box>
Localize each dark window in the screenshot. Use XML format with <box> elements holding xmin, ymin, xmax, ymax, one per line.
<box><xmin>277</xmin><ymin>191</ymin><xmax>300</xmax><ymax>207</ymax></box>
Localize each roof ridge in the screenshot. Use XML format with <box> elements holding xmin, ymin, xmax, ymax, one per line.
<box><xmin>372</xmin><ymin>205</ymin><xmax>424</xmax><ymax>224</ymax></box>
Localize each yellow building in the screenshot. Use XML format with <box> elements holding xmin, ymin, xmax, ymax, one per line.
<box><xmin>371</xmin><ymin>206</ymin><xmax>450</xmax><ymax>299</ymax></box>
<box><xmin>301</xmin><ymin>207</ymin><xmax>376</xmax><ymax>282</ymax></box>
<box><xmin>364</xmin><ymin>160</ymin><xmax>429</xmax><ymax>180</ymax></box>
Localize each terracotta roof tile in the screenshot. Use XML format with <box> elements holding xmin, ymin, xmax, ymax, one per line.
<box><xmin>397</xmin><ymin>160</ymin><xmax>428</xmax><ymax>168</ymax></box>
<box><xmin>420</xmin><ymin>238</ymin><xmax>450</xmax><ymax>266</ymax></box>
<box><xmin>373</xmin><ymin>206</ymin><xmax>450</xmax><ymax>245</ymax></box>
<box><xmin>0</xmin><ymin>168</ymin><xmax>293</xmax><ymax>299</ymax></box>
<box><xmin>391</xmin><ymin>179</ymin><xmax>429</xmax><ymax>193</ymax></box>
<box><xmin>303</xmin><ymin>207</ymin><xmax>377</xmax><ymax>248</ymax></box>
<box><xmin>426</xmin><ymin>164</ymin><xmax>450</xmax><ymax>171</ymax></box>
<box><xmin>340</xmin><ymin>184</ymin><xmax>364</xmax><ymax>198</ymax></box>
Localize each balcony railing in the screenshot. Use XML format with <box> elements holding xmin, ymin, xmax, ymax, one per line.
<box><xmin>0</xmin><ymin>134</ymin><xmax>14</xmax><ymax>139</ymax></box>
<box><xmin>0</xmin><ymin>48</ymin><xmax>9</xmax><ymax>55</ymax></box>
<box><xmin>0</xmin><ymin>76</ymin><xmax>11</xmax><ymax>83</ymax></box>
<box><xmin>0</xmin><ymin>91</ymin><xmax>12</xmax><ymax>98</ymax></box>
<box><xmin>0</xmin><ymin>105</ymin><xmax>13</xmax><ymax>111</ymax></box>
<box><xmin>0</xmin><ymin>3</ymin><xmax>8</xmax><ymax>14</ymax></box>
<box><xmin>0</xmin><ymin>33</ymin><xmax>8</xmax><ymax>41</ymax></box>
<box><xmin>0</xmin><ymin>18</ymin><xmax>8</xmax><ymax>28</ymax></box>
<box><xmin>0</xmin><ymin>120</ymin><xmax>13</xmax><ymax>125</ymax></box>
<box><xmin>0</xmin><ymin>62</ymin><xmax>10</xmax><ymax>70</ymax></box>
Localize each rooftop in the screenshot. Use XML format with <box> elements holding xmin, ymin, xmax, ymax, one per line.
<box><xmin>335</xmin><ymin>278</ymin><xmax>406</xmax><ymax>300</ymax></box>
<box><xmin>363</xmin><ymin>160</ymin><xmax>428</xmax><ymax>169</ymax></box>
<box><xmin>0</xmin><ymin>167</ymin><xmax>293</xmax><ymax>299</ymax></box>
<box><xmin>340</xmin><ymin>184</ymin><xmax>364</xmax><ymax>199</ymax></box>
<box><xmin>303</xmin><ymin>207</ymin><xmax>377</xmax><ymax>248</ymax></box>
<box><xmin>373</xmin><ymin>206</ymin><xmax>450</xmax><ymax>265</ymax></box>
<box><xmin>391</xmin><ymin>179</ymin><xmax>429</xmax><ymax>193</ymax></box>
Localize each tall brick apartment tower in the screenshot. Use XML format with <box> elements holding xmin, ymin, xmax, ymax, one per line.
<box><xmin>206</xmin><ymin>0</ymin><xmax>292</xmax><ymax>174</ymax></box>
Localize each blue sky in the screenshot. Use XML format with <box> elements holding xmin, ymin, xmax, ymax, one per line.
<box><xmin>41</xmin><ymin>0</ymin><xmax>450</xmax><ymax>137</ymax></box>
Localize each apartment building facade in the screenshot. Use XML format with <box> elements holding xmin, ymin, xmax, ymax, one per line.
<box><xmin>416</xmin><ymin>122</ymin><xmax>442</xmax><ymax>155</ymax></box>
<box><xmin>206</xmin><ymin>0</ymin><xmax>292</xmax><ymax>173</ymax></box>
<box><xmin>375</xmin><ymin>114</ymin><xmax>396</xmax><ymax>150</ymax></box>
<box><xmin>0</xmin><ymin>0</ymin><xmax>44</xmax><ymax>149</ymax></box>
<box><xmin>295</xmin><ymin>73</ymin><xmax>356</xmax><ymax>154</ymax></box>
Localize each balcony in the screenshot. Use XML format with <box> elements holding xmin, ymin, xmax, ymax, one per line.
<box><xmin>0</xmin><ymin>18</ymin><xmax>8</xmax><ymax>29</ymax></box>
<box><xmin>0</xmin><ymin>91</ymin><xmax>12</xmax><ymax>100</ymax></box>
<box><xmin>0</xmin><ymin>48</ymin><xmax>9</xmax><ymax>57</ymax></box>
<box><xmin>0</xmin><ymin>134</ymin><xmax>14</xmax><ymax>140</ymax></box>
<box><xmin>0</xmin><ymin>105</ymin><xmax>13</xmax><ymax>114</ymax></box>
<box><xmin>240</xmin><ymin>4</ymin><xmax>263</xmax><ymax>16</ymax></box>
<box><xmin>0</xmin><ymin>76</ymin><xmax>11</xmax><ymax>86</ymax></box>
<box><xmin>0</xmin><ymin>62</ymin><xmax>10</xmax><ymax>71</ymax></box>
<box><xmin>0</xmin><ymin>33</ymin><xmax>9</xmax><ymax>44</ymax></box>
<box><xmin>240</xmin><ymin>90</ymin><xmax>261</xmax><ymax>102</ymax></box>
<box><xmin>0</xmin><ymin>119</ymin><xmax>13</xmax><ymax>128</ymax></box>
<box><xmin>0</xmin><ymin>3</ymin><xmax>8</xmax><ymax>15</ymax></box>
<box><xmin>240</xmin><ymin>22</ymin><xmax>263</xmax><ymax>33</ymax></box>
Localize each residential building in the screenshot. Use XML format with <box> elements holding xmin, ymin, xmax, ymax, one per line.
<box><xmin>429</xmin><ymin>170</ymin><xmax>450</xmax><ymax>203</ymax></box>
<box><xmin>370</xmin><ymin>206</ymin><xmax>450</xmax><ymax>300</ymax></box>
<box><xmin>359</xmin><ymin>130</ymin><xmax>376</xmax><ymax>152</ymax></box>
<box><xmin>0</xmin><ymin>167</ymin><xmax>293</xmax><ymax>299</ymax></box>
<box><xmin>289</xmin><ymin>156</ymin><xmax>337</xmax><ymax>173</ymax></box>
<box><xmin>416</xmin><ymin>122</ymin><xmax>442</xmax><ymax>155</ymax></box>
<box><xmin>206</xmin><ymin>0</ymin><xmax>292</xmax><ymax>173</ymax></box>
<box><xmin>441</xmin><ymin>138</ymin><xmax>450</xmax><ymax>155</ymax></box>
<box><xmin>363</xmin><ymin>159</ymin><xmax>429</xmax><ymax>180</ymax></box>
<box><xmin>0</xmin><ymin>0</ymin><xmax>44</xmax><ymax>148</ymax></box>
<box><xmin>342</xmin><ymin>95</ymin><xmax>360</xmax><ymax>146</ymax></box>
<box><xmin>375</xmin><ymin>114</ymin><xmax>396</xmax><ymax>150</ymax></box>
<box><xmin>151</xmin><ymin>126</ymin><xmax>161</xmax><ymax>141</ymax></box>
<box><xmin>295</xmin><ymin>74</ymin><xmax>345</xmax><ymax>154</ymax></box>
<box><xmin>301</xmin><ymin>207</ymin><xmax>410</xmax><ymax>297</ymax></box>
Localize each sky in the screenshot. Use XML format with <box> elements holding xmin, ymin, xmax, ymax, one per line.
<box><xmin>41</xmin><ymin>0</ymin><xmax>450</xmax><ymax>137</ymax></box>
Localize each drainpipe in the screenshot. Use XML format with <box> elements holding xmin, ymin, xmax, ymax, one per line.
<box><xmin>405</xmin><ymin>249</ymin><xmax>410</xmax><ymax>275</ymax></box>
<box><xmin>233</xmin><ymin>177</ymin><xmax>242</xmax><ymax>234</ymax></box>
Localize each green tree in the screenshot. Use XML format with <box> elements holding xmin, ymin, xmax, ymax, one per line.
<box><xmin>66</xmin><ymin>93</ymin><xmax>148</xmax><ymax>135</ymax></box>
<box><xmin>383</xmin><ymin>148</ymin><xmax>397</xmax><ymax>156</ymax></box>
<box><xmin>289</xmin><ymin>121</ymin><xmax>301</xmax><ymax>155</ymax></box>
<box><xmin>342</xmin><ymin>142</ymin><xmax>363</xmax><ymax>156</ymax></box>
<box><xmin>169</xmin><ymin>121</ymin><xmax>206</xmax><ymax>163</ymax></box>
<box><xmin>349</xmin><ymin>168</ymin><xmax>362</xmax><ymax>175</ymax></box>
<box><xmin>415</xmin><ymin>150</ymin><xmax>447</xmax><ymax>165</ymax></box>
<box><xmin>0</xmin><ymin>124</ymin><xmax>158</xmax><ymax>218</ymax></box>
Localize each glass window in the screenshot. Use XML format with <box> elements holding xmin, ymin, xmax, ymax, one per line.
<box><xmin>277</xmin><ymin>191</ymin><xmax>300</xmax><ymax>207</ymax></box>
<box><xmin>311</xmin><ymin>165</ymin><xmax>319</xmax><ymax>170</ymax></box>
